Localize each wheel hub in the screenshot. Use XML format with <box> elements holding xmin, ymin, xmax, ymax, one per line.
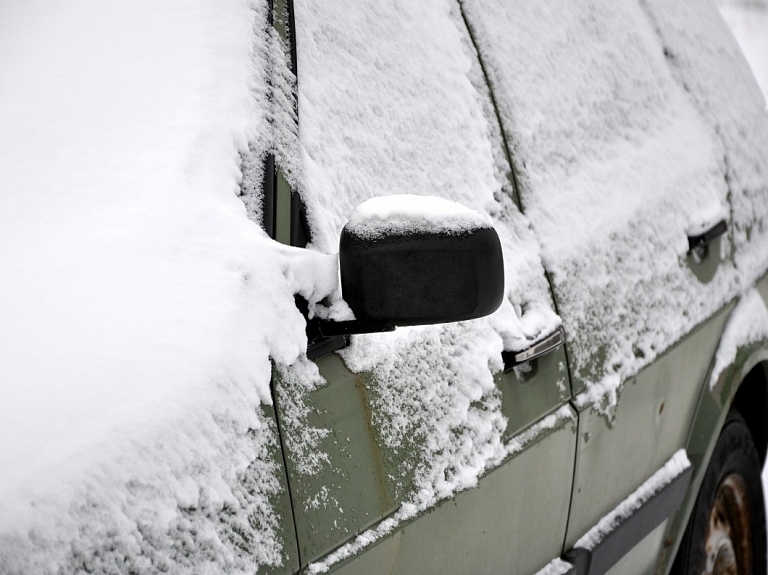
<box><xmin>704</xmin><ymin>473</ymin><xmax>753</xmax><ymax>575</ymax></box>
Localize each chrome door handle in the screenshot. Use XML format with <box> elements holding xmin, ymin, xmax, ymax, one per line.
<box><xmin>687</xmin><ymin>220</ymin><xmax>727</xmax><ymax>252</ymax></box>
<box><xmin>502</xmin><ymin>326</ymin><xmax>565</xmax><ymax>372</ymax></box>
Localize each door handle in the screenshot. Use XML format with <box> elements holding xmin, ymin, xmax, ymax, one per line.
<box><xmin>502</xmin><ymin>326</ymin><xmax>565</xmax><ymax>372</ymax></box>
<box><xmin>687</xmin><ymin>220</ymin><xmax>727</xmax><ymax>252</ymax></box>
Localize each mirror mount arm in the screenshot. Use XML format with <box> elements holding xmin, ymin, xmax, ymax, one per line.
<box><xmin>307</xmin><ymin>317</ymin><xmax>396</xmax><ymax>342</ymax></box>
<box><xmin>296</xmin><ymin>295</ymin><xmax>396</xmax><ymax>360</ymax></box>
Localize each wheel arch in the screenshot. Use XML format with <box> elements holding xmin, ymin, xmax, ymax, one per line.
<box><xmin>731</xmin><ymin>358</ymin><xmax>768</xmax><ymax>465</ymax></box>
<box><xmin>658</xmin><ymin>329</ymin><xmax>768</xmax><ymax>575</ymax></box>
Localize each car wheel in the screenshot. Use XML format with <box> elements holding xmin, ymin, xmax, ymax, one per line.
<box><xmin>672</xmin><ymin>410</ymin><xmax>766</xmax><ymax>575</ymax></box>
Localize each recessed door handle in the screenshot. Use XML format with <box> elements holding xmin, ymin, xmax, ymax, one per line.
<box><xmin>687</xmin><ymin>220</ymin><xmax>727</xmax><ymax>252</ymax></box>
<box><xmin>502</xmin><ymin>326</ymin><xmax>565</xmax><ymax>373</ymax></box>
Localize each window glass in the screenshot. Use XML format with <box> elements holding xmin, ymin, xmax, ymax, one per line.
<box><xmin>462</xmin><ymin>0</ymin><xmax>739</xmax><ymax>403</ymax></box>
<box><xmin>641</xmin><ymin>0</ymin><xmax>768</xmax><ymax>285</ymax></box>
<box><xmin>294</xmin><ymin>0</ymin><xmax>560</xmax><ymax>349</ymax></box>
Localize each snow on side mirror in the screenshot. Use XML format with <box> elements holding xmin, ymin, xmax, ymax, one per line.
<box><xmin>339</xmin><ymin>195</ymin><xmax>504</xmax><ymax>327</ymax></box>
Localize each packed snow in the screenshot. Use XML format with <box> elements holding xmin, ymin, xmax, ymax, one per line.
<box><xmin>709</xmin><ymin>289</ymin><xmax>768</xmax><ymax>389</ymax></box>
<box><xmin>344</xmin><ymin>195</ymin><xmax>492</xmax><ymax>239</ymax></box>
<box><xmin>718</xmin><ymin>0</ymin><xmax>768</xmax><ymax>98</ymax></box>
<box><xmin>0</xmin><ymin>0</ymin><xmax>338</xmax><ymax>572</ymax></box>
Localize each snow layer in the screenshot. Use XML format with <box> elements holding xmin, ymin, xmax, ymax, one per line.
<box><xmin>574</xmin><ymin>450</ymin><xmax>691</xmax><ymax>550</ymax></box>
<box><xmin>641</xmin><ymin>0</ymin><xmax>768</xmax><ymax>288</ymax></box>
<box><xmin>709</xmin><ymin>289</ymin><xmax>768</xmax><ymax>389</ymax></box>
<box><xmin>460</xmin><ymin>0</ymin><xmax>768</xmax><ymax>406</ymax></box>
<box><xmin>534</xmin><ymin>558</ymin><xmax>575</xmax><ymax>575</ymax></box>
<box><xmin>718</xmin><ymin>0</ymin><xmax>768</xmax><ymax>99</ymax></box>
<box><xmin>294</xmin><ymin>0</ymin><xmax>560</xmax><ymax>354</ymax></box>
<box><xmin>0</xmin><ymin>0</ymin><xmax>335</xmax><ymax>571</ymax></box>
<box><xmin>345</xmin><ymin>195</ymin><xmax>492</xmax><ymax>239</ymax></box>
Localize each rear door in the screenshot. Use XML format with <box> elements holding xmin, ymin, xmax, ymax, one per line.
<box><xmin>267</xmin><ymin>0</ymin><xmax>579</xmax><ymax>573</ymax></box>
<box><xmin>459</xmin><ymin>0</ymin><xmax>743</xmax><ymax>571</ymax></box>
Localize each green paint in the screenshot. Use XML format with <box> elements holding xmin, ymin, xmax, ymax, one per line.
<box><xmin>565</xmin><ymin>303</ymin><xmax>732</xmax><ymax>550</ymax></box>
<box><xmin>259</xmin><ymin>402</ymin><xmax>301</xmax><ymax>575</ymax></box>
<box><xmin>275</xmin><ymin>345</ymin><xmax>576</xmax><ymax>570</ymax></box>
<box><xmin>326</xmin><ymin>413</ymin><xmax>577</xmax><ymax>575</ymax></box>
<box><xmin>274</xmin><ymin>354</ymin><xmax>398</xmax><ymax>565</ymax></box>
<box><xmin>272</xmin><ymin>0</ymin><xmax>290</xmax><ymax>43</ymax></box>
<box><xmin>275</xmin><ymin>169</ymin><xmax>292</xmax><ymax>246</ymax></box>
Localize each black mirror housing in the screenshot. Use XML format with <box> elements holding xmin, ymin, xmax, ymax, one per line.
<box><xmin>339</xmin><ymin>218</ymin><xmax>505</xmax><ymax>327</ymax></box>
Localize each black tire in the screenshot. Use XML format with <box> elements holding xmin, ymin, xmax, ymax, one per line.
<box><xmin>672</xmin><ymin>410</ymin><xmax>766</xmax><ymax>575</ymax></box>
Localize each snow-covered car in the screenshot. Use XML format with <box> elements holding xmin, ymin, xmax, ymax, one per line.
<box><xmin>2</xmin><ymin>0</ymin><xmax>768</xmax><ymax>574</ymax></box>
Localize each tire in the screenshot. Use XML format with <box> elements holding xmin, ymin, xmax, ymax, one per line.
<box><xmin>672</xmin><ymin>410</ymin><xmax>767</xmax><ymax>575</ymax></box>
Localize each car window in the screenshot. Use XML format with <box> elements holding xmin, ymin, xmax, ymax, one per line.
<box><xmin>640</xmin><ymin>0</ymin><xmax>768</xmax><ymax>283</ymax></box>
<box><xmin>461</xmin><ymin>0</ymin><xmax>740</xmax><ymax>404</ymax></box>
<box><xmin>292</xmin><ymin>0</ymin><xmax>558</xmax><ymax>343</ymax></box>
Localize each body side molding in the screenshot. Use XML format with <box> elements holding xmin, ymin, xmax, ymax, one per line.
<box><xmin>563</xmin><ymin>465</ymin><xmax>693</xmax><ymax>575</ymax></box>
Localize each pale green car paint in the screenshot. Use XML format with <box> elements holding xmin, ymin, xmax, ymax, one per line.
<box><xmin>275</xmin><ymin>355</ymin><xmax>401</xmax><ymax>564</ymax></box>
<box><xmin>257</xmin><ymin>403</ymin><xmax>301</xmax><ymax>575</ymax></box>
<box><xmin>564</xmin><ymin>301</ymin><xmax>734</xmax><ymax>550</ymax></box>
<box><xmin>562</xmin><ymin>261</ymin><xmax>768</xmax><ymax>572</ymax></box>
<box><xmin>660</xmin><ymin>270</ymin><xmax>768</xmax><ymax>575</ymax></box>
<box><xmin>274</xmin><ymin>169</ymin><xmax>293</xmax><ymax>246</ymax></box>
<box><xmin>328</xmin><ymin>413</ymin><xmax>576</xmax><ymax>575</ymax></box>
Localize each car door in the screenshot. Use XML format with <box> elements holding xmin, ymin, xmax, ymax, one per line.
<box><xmin>459</xmin><ymin>0</ymin><xmax>744</xmax><ymax>572</ymax></box>
<box><xmin>263</xmin><ymin>0</ymin><xmax>579</xmax><ymax>573</ymax></box>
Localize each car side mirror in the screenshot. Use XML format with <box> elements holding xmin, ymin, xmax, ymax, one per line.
<box><xmin>339</xmin><ymin>195</ymin><xmax>504</xmax><ymax>327</ymax></box>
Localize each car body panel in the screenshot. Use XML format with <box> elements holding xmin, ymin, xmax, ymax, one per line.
<box><xmin>658</xmin><ymin>295</ymin><xmax>768</xmax><ymax>574</ymax></box>
<box><xmin>262</xmin><ymin>402</ymin><xmax>302</xmax><ymax>575</ymax></box>
<box><xmin>499</xmin><ymin>345</ymin><xmax>572</xmax><ymax>441</ymax></box>
<box><xmin>564</xmin><ymin>302</ymin><xmax>733</xmax><ymax>551</ymax></box>
<box><xmin>274</xmin><ymin>345</ymin><xmax>575</xmax><ymax>568</ymax></box>
<box><xmin>325</xmin><ymin>412</ymin><xmax>577</xmax><ymax>575</ymax></box>
<box><xmin>455</xmin><ymin>4</ymin><xmax>766</xmax><ymax>574</ymax></box>
<box><xmin>275</xmin><ymin>356</ymin><xmax>400</xmax><ymax>564</ymax></box>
